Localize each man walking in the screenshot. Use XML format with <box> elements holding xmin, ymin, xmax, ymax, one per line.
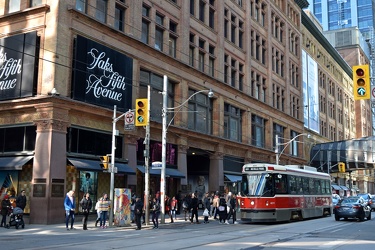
<box><xmin>16</xmin><ymin>190</ymin><xmax>27</xmax><ymax>210</ymax></box>
<box><xmin>134</xmin><ymin>196</ymin><xmax>143</xmax><ymax>230</ymax></box>
<box><xmin>190</xmin><ymin>193</ymin><xmax>200</xmax><ymax>224</ymax></box>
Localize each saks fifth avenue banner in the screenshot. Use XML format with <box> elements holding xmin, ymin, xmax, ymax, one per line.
<box><xmin>72</xmin><ymin>35</ymin><xmax>133</xmax><ymax>111</ymax></box>
<box><xmin>0</xmin><ymin>32</ymin><xmax>37</xmax><ymax>100</ymax></box>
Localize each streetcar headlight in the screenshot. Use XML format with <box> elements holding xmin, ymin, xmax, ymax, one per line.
<box><xmin>251</xmin><ymin>200</ymin><xmax>255</xmax><ymax>206</ymax></box>
<box><xmin>265</xmin><ymin>200</ymin><xmax>269</xmax><ymax>206</ymax></box>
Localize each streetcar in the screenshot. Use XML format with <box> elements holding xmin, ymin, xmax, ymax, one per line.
<box><xmin>239</xmin><ymin>163</ymin><xmax>332</xmax><ymax>222</ymax></box>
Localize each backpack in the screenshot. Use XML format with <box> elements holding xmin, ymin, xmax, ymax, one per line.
<box><xmin>182</xmin><ymin>200</ymin><xmax>188</xmax><ymax>209</ymax></box>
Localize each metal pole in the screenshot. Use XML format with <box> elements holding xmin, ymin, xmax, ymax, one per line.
<box><xmin>160</xmin><ymin>75</ymin><xmax>168</xmax><ymax>224</ymax></box>
<box><xmin>109</xmin><ymin>105</ymin><xmax>116</xmax><ymax>227</ymax></box>
<box><xmin>144</xmin><ymin>86</ymin><xmax>151</xmax><ymax>225</ymax></box>
<box><xmin>275</xmin><ymin>134</ymin><xmax>279</xmax><ymax>165</ymax></box>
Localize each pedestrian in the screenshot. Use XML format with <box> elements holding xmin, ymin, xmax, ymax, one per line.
<box><xmin>176</xmin><ymin>190</ymin><xmax>182</xmax><ymax>215</ymax></box>
<box><xmin>165</xmin><ymin>195</ymin><xmax>172</xmax><ymax>222</ymax></box>
<box><xmin>1</xmin><ymin>195</ymin><xmax>11</xmax><ymax>227</ymax></box>
<box><xmin>151</xmin><ymin>197</ymin><xmax>160</xmax><ymax>229</ymax></box>
<box><xmin>170</xmin><ymin>196</ymin><xmax>177</xmax><ymax>221</ymax></box>
<box><xmin>134</xmin><ymin>196</ymin><xmax>143</xmax><ymax>230</ymax></box>
<box><xmin>212</xmin><ymin>192</ymin><xmax>219</xmax><ymax>220</ymax></box>
<box><xmin>218</xmin><ymin>194</ymin><xmax>228</xmax><ymax>224</ymax></box>
<box><xmin>226</xmin><ymin>192</ymin><xmax>235</xmax><ymax>224</ymax></box>
<box><xmin>64</xmin><ymin>190</ymin><xmax>76</xmax><ymax>230</ymax></box>
<box><xmin>80</xmin><ymin>192</ymin><xmax>92</xmax><ymax>230</ymax></box>
<box><xmin>98</xmin><ymin>193</ymin><xmax>110</xmax><ymax>228</ymax></box>
<box><xmin>95</xmin><ymin>199</ymin><xmax>100</xmax><ymax>227</ymax></box>
<box><xmin>182</xmin><ymin>194</ymin><xmax>191</xmax><ymax>221</ymax></box>
<box><xmin>16</xmin><ymin>190</ymin><xmax>27</xmax><ymax>210</ymax></box>
<box><xmin>203</xmin><ymin>192</ymin><xmax>211</xmax><ymax>224</ymax></box>
<box><xmin>190</xmin><ymin>193</ymin><xmax>200</xmax><ymax>224</ymax></box>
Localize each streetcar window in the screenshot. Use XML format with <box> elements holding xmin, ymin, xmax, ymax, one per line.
<box><xmin>275</xmin><ymin>174</ymin><xmax>287</xmax><ymax>194</ymax></box>
<box><xmin>302</xmin><ymin>177</ymin><xmax>309</xmax><ymax>194</ymax></box>
<box><xmin>242</xmin><ymin>174</ymin><xmax>263</xmax><ymax>196</ymax></box>
<box><xmin>296</xmin><ymin>177</ymin><xmax>303</xmax><ymax>194</ymax></box>
<box><xmin>288</xmin><ymin>175</ymin><xmax>297</xmax><ymax>194</ymax></box>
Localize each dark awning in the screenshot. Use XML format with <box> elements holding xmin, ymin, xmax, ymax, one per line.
<box><xmin>68</xmin><ymin>158</ymin><xmax>135</xmax><ymax>174</ymax></box>
<box><xmin>224</xmin><ymin>174</ymin><xmax>242</xmax><ymax>182</ymax></box>
<box><xmin>331</xmin><ymin>184</ymin><xmax>342</xmax><ymax>190</ymax></box>
<box><xmin>0</xmin><ymin>156</ymin><xmax>33</xmax><ymax>170</ymax></box>
<box><xmin>137</xmin><ymin>166</ymin><xmax>185</xmax><ymax>178</ymax></box>
<box><xmin>340</xmin><ymin>186</ymin><xmax>349</xmax><ymax>191</ymax></box>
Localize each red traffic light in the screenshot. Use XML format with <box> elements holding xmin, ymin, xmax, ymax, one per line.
<box><xmin>356</xmin><ymin>68</ymin><xmax>364</xmax><ymax>77</ymax></box>
<box><xmin>137</xmin><ymin>100</ymin><xmax>145</xmax><ymax>108</ymax></box>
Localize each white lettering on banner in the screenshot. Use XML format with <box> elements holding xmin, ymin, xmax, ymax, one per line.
<box><xmin>85</xmin><ymin>48</ymin><xmax>126</xmax><ymax>102</ymax></box>
<box><xmin>0</xmin><ymin>48</ymin><xmax>22</xmax><ymax>91</ymax></box>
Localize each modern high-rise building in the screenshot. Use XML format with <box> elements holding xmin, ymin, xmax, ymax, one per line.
<box><xmin>307</xmin><ymin>0</ymin><xmax>375</xmax><ymax>39</ymax></box>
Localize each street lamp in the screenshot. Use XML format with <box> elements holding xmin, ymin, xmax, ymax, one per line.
<box><xmin>275</xmin><ymin>133</ymin><xmax>309</xmax><ymax>165</ymax></box>
<box><xmin>160</xmin><ymin>75</ymin><xmax>213</xmax><ymax>223</ymax></box>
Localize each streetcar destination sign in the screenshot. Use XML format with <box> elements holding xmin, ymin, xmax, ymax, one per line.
<box><xmin>245</xmin><ymin>167</ymin><xmax>266</xmax><ymax>171</ymax></box>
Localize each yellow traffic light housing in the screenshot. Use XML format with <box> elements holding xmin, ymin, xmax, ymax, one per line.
<box><xmin>100</xmin><ymin>155</ymin><xmax>110</xmax><ymax>170</ymax></box>
<box><xmin>353</xmin><ymin>65</ymin><xmax>370</xmax><ymax>100</ymax></box>
<box><xmin>135</xmin><ymin>98</ymin><xmax>148</xmax><ymax>126</ymax></box>
<box><xmin>338</xmin><ymin>162</ymin><xmax>345</xmax><ymax>173</ymax></box>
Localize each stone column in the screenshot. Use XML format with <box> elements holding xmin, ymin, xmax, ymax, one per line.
<box><xmin>178</xmin><ymin>145</ymin><xmax>189</xmax><ymax>186</ymax></box>
<box><xmin>31</xmin><ymin>104</ymin><xmax>70</xmax><ymax>224</ymax></box>
<box><xmin>209</xmin><ymin>148</ymin><xmax>224</xmax><ymax>193</ymax></box>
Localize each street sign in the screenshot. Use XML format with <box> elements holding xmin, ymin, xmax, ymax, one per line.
<box><xmin>152</xmin><ymin>161</ymin><xmax>162</xmax><ymax>169</ymax></box>
<box><xmin>124</xmin><ymin>110</ymin><xmax>135</xmax><ymax>130</ymax></box>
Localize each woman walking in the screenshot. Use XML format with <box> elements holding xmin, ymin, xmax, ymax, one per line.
<box><xmin>98</xmin><ymin>193</ymin><xmax>110</xmax><ymax>228</ymax></box>
<box><xmin>80</xmin><ymin>192</ymin><xmax>92</xmax><ymax>230</ymax></box>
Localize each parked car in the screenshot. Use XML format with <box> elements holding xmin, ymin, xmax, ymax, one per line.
<box><xmin>334</xmin><ymin>196</ymin><xmax>371</xmax><ymax>221</ymax></box>
<box><xmin>357</xmin><ymin>193</ymin><xmax>375</xmax><ymax>210</ymax></box>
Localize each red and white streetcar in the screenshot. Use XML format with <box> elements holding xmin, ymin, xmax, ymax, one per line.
<box><xmin>239</xmin><ymin>163</ymin><xmax>332</xmax><ymax>222</ymax></box>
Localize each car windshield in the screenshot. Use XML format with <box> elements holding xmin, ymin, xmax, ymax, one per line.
<box><xmin>358</xmin><ymin>194</ymin><xmax>369</xmax><ymax>199</ymax></box>
<box><xmin>341</xmin><ymin>198</ymin><xmax>359</xmax><ymax>204</ymax></box>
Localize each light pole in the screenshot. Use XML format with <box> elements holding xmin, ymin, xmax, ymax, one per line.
<box><xmin>275</xmin><ymin>133</ymin><xmax>309</xmax><ymax>165</ymax></box>
<box><xmin>160</xmin><ymin>75</ymin><xmax>213</xmax><ymax>223</ymax></box>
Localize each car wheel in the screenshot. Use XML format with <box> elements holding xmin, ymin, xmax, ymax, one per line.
<box><xmin>367</xmin><ymin>211</ymin><xmax>372</xmax><ymax>220</ymax></box>
<box><xmin>335</xmin><ymin>214</ymin><xmax>340</xmax><ymax>221</ymax></box>
<box><xmin>359</xmin><ymin>212</ymin><xmax>365</xmax><ymax>221</ymax></box>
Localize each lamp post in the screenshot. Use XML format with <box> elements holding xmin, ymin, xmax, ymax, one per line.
<box><xmin>160</xmin><ymin>75</ymin><xmax>213</xmax><ymax>223</ymax></box>
<box><xmin>275</xmin><ymin>133</ymin><xmax>309</xmax><ymax>165</ymax></box>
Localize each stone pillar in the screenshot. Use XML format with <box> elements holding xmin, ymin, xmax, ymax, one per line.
<box><xmin>31</xmin><ymin>104</ymin><xmax>70</xmax><ymax>224</ymax></box>
<box><xmin>209</xmin><ymin>150</ymin><xmax>224</xmax><ymax>193</ymax></box>
<box><xmin>178</xmin><ymin>145</ymin><xmax>188</xmax><ymax>186</ymax></box>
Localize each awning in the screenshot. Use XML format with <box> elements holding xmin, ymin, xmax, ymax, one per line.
<box><xmin>331</xmin><ymin>184</ymin><xmax>342</xmax><ymax>190</ymax></box>
<box><xmin>0</xmin><ymin>156</ymin><xmax>33</xmax><ymax>170</ymax></box>
<box><xmin>137</xmin><ymin>166</ymin><xmax>185</xmax><ymax>178</ymax></box>
<box><xmin>224</xmin><ymin>174</ymin><xmax>242</xmax><ymax>182</ymax></box>
<box><xmin>68</xmin><ymin>158</ymin><xmax>135</xmax><ymax>175</ymax></box>
<box><xmin>340</xmin><ymin>186</ymin><xmax>349</xmax><ymax>191</ymax></box>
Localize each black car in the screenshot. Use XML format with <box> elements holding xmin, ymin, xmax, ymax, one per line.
<box><xmin>334</xmin><ymin>196</ymin><xmax>371</xmax><ymax>221</ymax></box>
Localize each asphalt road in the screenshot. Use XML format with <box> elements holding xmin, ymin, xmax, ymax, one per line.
<box><xmin>1</xmin><ymin>213</ymin><xmax>375</xmax><ymax>250</ymax></box>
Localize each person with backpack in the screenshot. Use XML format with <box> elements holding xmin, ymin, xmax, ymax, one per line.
<box><xmin>182</xmin><ymin>194</ymin><xmax>191</xmax><ymax>221</ymax></box>
<box><xmin>218</xmin><ymin>193</ymin><xmax>228</xmax><ymax>224</ymax></box>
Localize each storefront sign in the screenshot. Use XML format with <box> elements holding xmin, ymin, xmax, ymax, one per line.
<box><xmin>72</xmin><ymin>36</ymin><xmax>133</xmax><ymax>111</ymax></box>
<box><xmin>0</xmin><ymin>32</ymin><xmax>37</xmax><ymax>100</ymax></box>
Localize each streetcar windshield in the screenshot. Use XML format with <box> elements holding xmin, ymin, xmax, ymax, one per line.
<box><xmin>241</xmin><ymin>174</ymin><xmax>273</xmax><ymax>197</ymax></box>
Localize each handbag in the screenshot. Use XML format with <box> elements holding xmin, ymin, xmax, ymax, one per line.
<box><xmin>202</xmin><ymin>208</ymin><xmax>209</xmax><ymax>217</ymax></box>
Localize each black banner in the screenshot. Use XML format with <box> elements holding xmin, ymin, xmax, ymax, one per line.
<box><xmin>72</xmin><ymin>36</ymin><xmax>133</xmax><ymax>111</ymax></box>
<box><xmin>0</xmin><ymin>32</ymin><xmax>37</xmax><ymax>100</ymax></box>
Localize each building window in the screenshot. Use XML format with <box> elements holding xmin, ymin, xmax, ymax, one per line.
<box><xmin>0</xmin><ymin>126</ymin><xmax>36</xmax><ymax>153</ymax></box>
<box><xmin>190</xmin><ymin>0</ymin><xmax>195</xmax><ymax>15</ymax></box>
<box><xmin>9</xmin><ymin>0</ymin><xmax>21</xmax><ymax>13</ymax></box>
<box><xmin>142</xmin><ymin>6</ymin><xmax>150</xmax><ymax>44</ymax></box>
<box><xmin>224</xmin><ymin>104</ymin><xmax>242</xmax><ymax>142</ymax></box>
<box><xmin>155</xmin><ymin>28</ymin><xmax>164</xmax><ymax>51</ymax></box>
<box><xmin>252</xmin><ymin>115</ymin><xmax>265</xmax><ymax>148</ymax></box>
<box><xmin>76</xmin><ymin>0</ymin><xmax>86</xmax><ymax>12</ymax></box>
<box><xmin>30</xmin><ymin>0</ymin><xmax>43</xmax><ymax>7</ymax></box>
<box><xmin>115</xmin><ymin>6</ymin><xmax>125</xmax><ymax>31</ymax></box>
<box><xmin>188</xmin><ymin>89</ymin><xmax>213</xmax><ymax>134</ymax></box>
<box><xmin>95</xmin><ymin>0</ymin><xmax>107</xmax><ymax>23</ymax></box>
<box><xmin>273</xmin><ymin>124</ymin><xmax>284</xmax><ymax>153</ymax></box>
<box><xmin>199</xmin><ymin>0</ymin><xmax>205</xmax><ymax>22</ymax></box>
<box><xmin>140</xmin><ymin>70</ymin><xmax>175</xmax><ymax>124</ymax></box>
<box><xmin>208</xmin><ymin>45</ymin><xmax>215</xmax><ymax>77</ymax></box>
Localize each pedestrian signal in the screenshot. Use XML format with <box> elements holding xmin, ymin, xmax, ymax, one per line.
<box><xmin>100</xmin><ymin>155</ymin><xmax>110</xmax><ymax>170</ymax></box>
<box><xmin>135</xmin><ymin>99</ymin><xmax>148</xmax><ymax>126</ymax></box>
<box><xmin>338</xmin><ymin>162</ymin><xmax>345</xmax><ymax>173</ymax></box>
<box><xmin>353</xmin><ymin>65</ymin><xmax>370</xmax><ymax>100</ymax></box>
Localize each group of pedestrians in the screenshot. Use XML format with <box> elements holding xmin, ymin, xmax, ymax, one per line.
<box><xmin>1</xmin><ymin>190</ymin><xmax>27</xmax><ymax>228</ymax></box>
<box><xmin>62</xmin><ymin>189</ymin><xmax>238</xmax><ymax>231</ymax></box>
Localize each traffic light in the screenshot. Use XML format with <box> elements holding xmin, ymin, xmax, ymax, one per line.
<box><xmin>353</xmin><ymin>64</ymin><xmax>370</xmax><ymax>100</ymax></box>
<box><xmin>100</xmin><ymin>155</ymin><xmax>110</xmax><ymax>170</ymax></box>
<box><xmin>135</xmin><ymin>98</ymin><xmax>148</xmax><ymax>126</ymax></box>
<box><xmin>338</xmin><ymin>162</ymin><xmax>345</xmax><ymax>173</ymax></box>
